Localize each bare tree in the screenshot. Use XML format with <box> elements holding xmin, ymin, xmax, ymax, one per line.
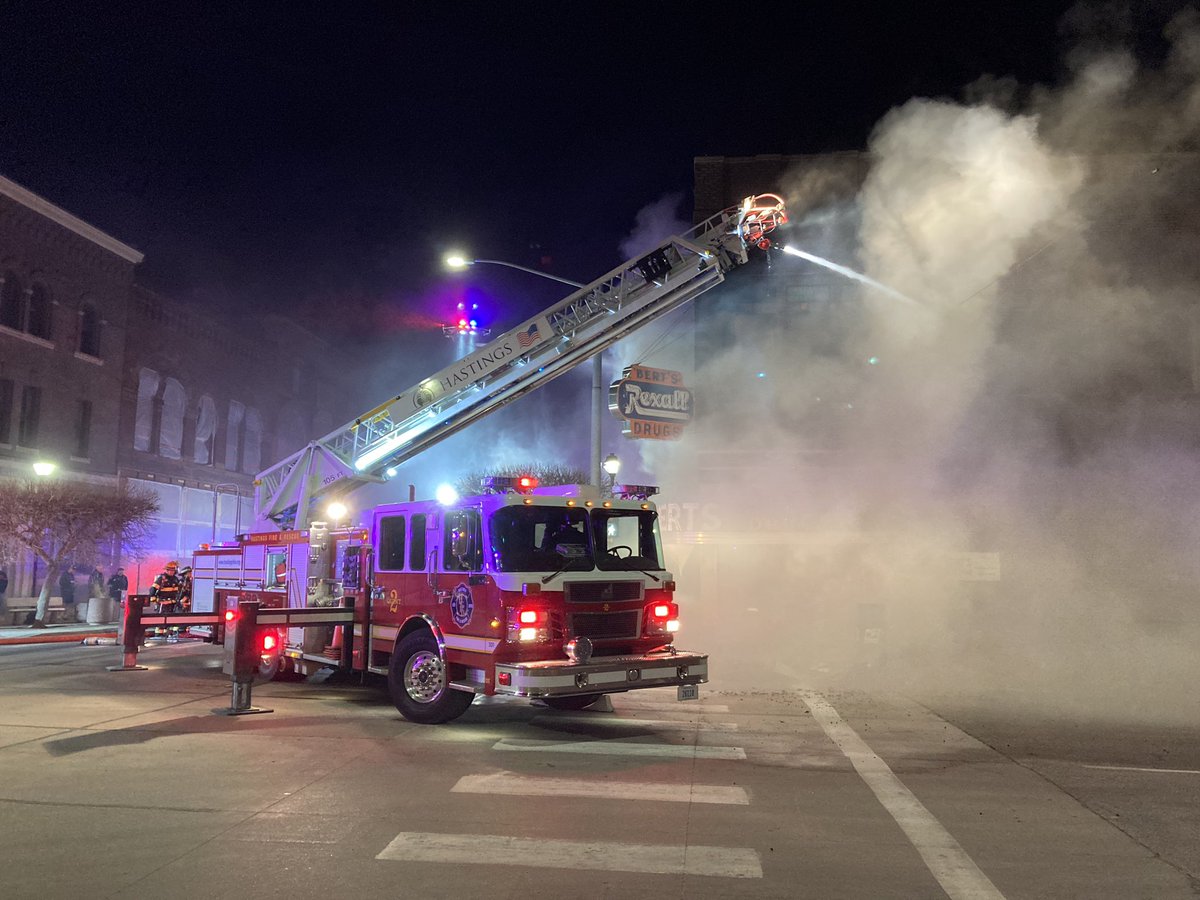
<box><xmin>0</xmin><ymin>480</ymin><xmax>158</xmax><ymax>627</ymax></box>
<box><xmin>453</xmin><ymin>464</ymin><xmax>590</xmax><ymax>496</ymax></box>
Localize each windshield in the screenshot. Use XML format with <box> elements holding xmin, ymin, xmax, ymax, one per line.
<box><xmin>591</xmin><ymin>509</ymin><xmax>664</xmax><ymax>571</ymax></box>
<box><xmin>489</xmin><ymin>506</ymin><xmax>594</xmax><ymax>573</ymax></box>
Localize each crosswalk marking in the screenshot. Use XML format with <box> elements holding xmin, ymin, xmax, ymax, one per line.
<box><xmin>532</xmin><ymin>713</ymin><xmax>739</xmax><ymax>733</ymax></box>
<box><xmin>493</xmin><ymin>737</ymin><xmax>746</xmax><ymax>760</ymax></box>
<box><xmin>377</xmin><ymin>832</ymin><xmax>762</xmax><ymax>879</ymax></box>
<box><xmin>451</xmin><ymin>771</ymin><xmax>750</xmax><ymax>805</ymax></box>
<box><xmin>802</xmin><ymin>691</ymin><xmax>1006</xmax><ymax>900</ymax></box>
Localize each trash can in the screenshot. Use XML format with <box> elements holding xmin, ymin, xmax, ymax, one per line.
<box><xmin>85</xmin><ymin>597</ymin><xmax>108</xmax><ymax>624</ymax></box>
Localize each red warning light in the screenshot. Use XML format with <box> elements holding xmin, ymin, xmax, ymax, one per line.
<box><xmin>517</xmin><ymin>475</ymin><xmax>538</xmax><ymax>492</ymax></box>
<box><xmin>224</xmin><ymin>610</ymin><xmax>237</xmax><ymax>623</ymax></box>
<box><xmin>261</xmin><ymin>632</ymin><xmax>278</xmax><ymax>652</ymax></box>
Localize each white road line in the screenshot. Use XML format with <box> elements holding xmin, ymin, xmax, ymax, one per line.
<box><xmin>801</xmin><ymin>691</ymin><xmax>1007</xmax><ymax>900</ymax></box>
<box><xmin>493</xmin><ymin>738</ymin><xmax>746</xmax><ymax>760</ymax></box>
<box><xmin>616</xmin><ymin>702</ymin><xmax>732</xmax><ymax>713</ymax></box>
<box><xmin>1083</xmin><ymin>764</ymin><xmax>1200</xmax><ymax>775</ymax></box>
<box><xmin>451</xmin><ymin>771</ymin><xmax>750</xmax><ymax>805</ymax></box>
<box><xmin>377</xmin><ymin>832</ymin><xmax>762</xmax><ymax>879</ymax></box>
<box><xmin>532</xmin><ymin>713</ymin><xmax>739</xmax><ymax>733</ymax></box>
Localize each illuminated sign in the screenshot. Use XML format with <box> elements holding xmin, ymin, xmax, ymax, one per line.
<box><xmin>609</xmin><ymin>364</ymin><xmax>692</xmax><ymax>441</ymax></box>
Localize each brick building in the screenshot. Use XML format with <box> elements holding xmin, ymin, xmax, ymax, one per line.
<box><xmin>0</xmin><ymin>174</ymin><xmax>347</xmax><ymax>601</ymax></box>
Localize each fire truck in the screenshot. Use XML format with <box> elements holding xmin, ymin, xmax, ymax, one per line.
<box><xmin>191</xmin><ymin>194</ymin><xmax>787</xmax><ymax>723</ymax></box>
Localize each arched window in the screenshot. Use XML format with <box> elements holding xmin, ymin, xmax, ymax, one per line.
<box><xmin>242</xmin><ymin>407</ymin><xmax>263</xmax><ymax>474</ymax></box>
<box><xmin>134</xmin><ymin>367</ymin><xmax>160</xmax><ymax>451</ymax></box>
<box><xmin>26</xmin><ymin>284</ymin><xmax>51</xmax><ymax>339</ymax></box>
<box><xmin>159</xmin><ymin>377</ymin><xmax>186</xmax><ymax>459</ymax></box>
<box><xmin>194</xmin><ymin>395</ymin><xmax>216</xmax><ymax>464</ymax></box>
<box><xmin>225</xmin><ymin>400</ymin><xmax>245</xmax><ymax>471</ymax></box>
<box><xmin>78</xmin><ymin>302</ymin><xmax>100</xmax><ymax>356</ymax></box>
<box><xmin>0</xmin><ymin>272</ymin><xmax>23</xmax><ymax>331</ymax></box>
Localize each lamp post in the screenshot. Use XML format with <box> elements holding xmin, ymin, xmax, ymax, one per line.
<box><xmin>602</xmin><ymin>453</ymin><xmax>621</xmax><ymax>496</ymax></box>
<box><xmin>445</xmin><ymin>254</ymin><xmax>604</xmax><ymax>488</ymax></box>
<box><xmin>212</xmin><ymin>483</ymin><xmax>242</xmax><ymax>542</ymax></box>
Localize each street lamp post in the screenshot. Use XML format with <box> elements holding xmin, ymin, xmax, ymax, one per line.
<box><xmin>602</xmin><ymin>453</ymin><xmax>621</xmax><ymax>496</ymax></box>
<box><xmin>445</xmin><ymin>254</ymin><xmax>604</xmax><ymax>488</ymax></box>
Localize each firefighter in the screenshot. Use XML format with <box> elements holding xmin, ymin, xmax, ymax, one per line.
<box><xmin>149</xmin><ymin>561</ymin><xmax>185</xmax><ymax>641</ymax></box>
<box><xmin>178</xmin><ymin>566</ymin><xmax>193</xmax><ymax>610</ymax></box>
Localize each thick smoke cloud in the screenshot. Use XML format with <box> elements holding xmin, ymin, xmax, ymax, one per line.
<box><xmin>664</xmin><ymin>5</ymin><xmax>1200</xmax><ymax>725</ymax></box>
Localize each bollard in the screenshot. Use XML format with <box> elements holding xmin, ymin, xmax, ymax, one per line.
<box><xmin>213</xmin><ymin>599</ymin><xmax>272</xmax><ymax>716</ymax></box>
<box><xmin>106</xmin><ymin>595</ymin><xmax>149</xmax><ymax>671</ymax></box>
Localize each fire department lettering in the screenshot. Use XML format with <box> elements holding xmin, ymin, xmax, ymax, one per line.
<box><xmin>450</xmin><ymin>583</ymin><xmax>474</xmax><ymax>627</ymax></box>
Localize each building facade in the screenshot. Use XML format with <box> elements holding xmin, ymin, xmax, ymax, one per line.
<box><xmin>0</xmin><ymin>174</ymin><xmax>346</xmax><ymax>599</ymax></box>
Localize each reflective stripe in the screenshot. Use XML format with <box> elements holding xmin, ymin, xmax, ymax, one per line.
<box><xmin>443</xmin><ymin>634</ymin><xmax>500</xmax><ymax>653</ymax></box>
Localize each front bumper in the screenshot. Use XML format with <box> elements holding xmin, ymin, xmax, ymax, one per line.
<box><xmin>493</xmin><ymin>649</ymin><xmax>708</xmax><ymax>698</ymax></box>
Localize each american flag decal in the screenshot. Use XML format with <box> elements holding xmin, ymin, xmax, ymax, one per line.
<box><xmin>517</xmin><ymin>323</ymin><xmax>541</xmax><ymax>348</ymax></box>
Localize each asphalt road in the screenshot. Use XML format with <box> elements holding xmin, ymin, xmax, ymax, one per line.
<box><xmin>0</xmin><ymin>641</ymin><xmax>1195</xmax><ymax>899</ymax></box>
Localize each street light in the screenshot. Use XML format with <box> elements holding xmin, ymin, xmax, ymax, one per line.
<box><xmin>602</xmin><ymin>453</ymin><xmax>621</xmax><ymax>495</ymax></box>
<box><xmin>444</xmin><ymin>253</ymin><xmax>604</xmax><ymax>488</ymax></box>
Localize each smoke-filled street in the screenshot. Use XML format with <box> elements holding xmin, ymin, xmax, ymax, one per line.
<box><xmin>0</xmin><ymin>640</ymin><xmax>1196</xmax><ymax>899</ymax></box>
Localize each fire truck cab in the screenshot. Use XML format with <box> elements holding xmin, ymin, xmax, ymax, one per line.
<box><xmin>197</xmin><ymin>478</ymin><xmax>706</xmax><ymax>723</ymax></box>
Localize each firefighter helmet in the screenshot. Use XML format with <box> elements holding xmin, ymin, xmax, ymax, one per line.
<box><xmin>165</xmin><ymin>560</ymin><xmax>179</xmax><ymax>570</ymax></box>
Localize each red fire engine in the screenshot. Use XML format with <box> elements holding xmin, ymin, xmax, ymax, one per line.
<box><xmin>190</xmin><ymin>193</ymin><xmax>786</xmax><ymax>723</ymax></box>
<box><xmin>193</xmin><ymin>477</ymin><xmax>703</xmax><ymax>723</ymax></box>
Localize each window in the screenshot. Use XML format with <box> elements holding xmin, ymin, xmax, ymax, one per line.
<box><xmin>409</xmin><ymin>514</ymin><xmax>427</xmax><ymax>570</ymax></box>
<box><xmin>0</xmin><ymin>272</ymin><xmax>22</xmax><ymax>330</ymax></box>
<box><xmin>26</xmin><ymin>284</ymin><xmax>51</xmax><ymax>340</ymax></box>
<box><xmin>242</xmin><ymin>407</ymin><xmax>262</xmax><ymax>474</ymax></box>
<box><xmin>17</xmin><ymin>385</ymin><xmax>40</xmax><ymax>448</ymax></box>
<box><xmin>225</xmin><ymin>401</ymin><xmax>244</xmax><ymax>471</ymax></box>
<box><xmin>591</xmin><ymin>510</ymin><xmax>665</xmax><ymax>571</ymax></box>
<box><xmin>0</xmin><ymin>378</ymin><xmax>12</xmax><ymax>444</ymax></box>
<box><xmin>134</xmin><ymin>367</ymin><xmax>160</xmax><ymax>451</ymax></box>
<box><xmin>442</xmin><ymin>508</ymin><xmax>482</xmax><ymax>572</ymax></box>
<box><xmin>73</xmin><ymin>399</ymin><xmax>92</xmax><ymax>458</ymax></box>
<box><xmin>159</xmin><ymin>377</ymin><xmax>186</xmax><ymax>459</ymax></box>
<box><xmin>489</xmin><ymin>506</ymin><xmax>593</xmax><ymax>573</ymax></box>
<box><xmin>377</xmin><ymin>516</ymin><xmax>406</xmax><ymax>571</ymax></box>
<box><xmin>193</xmin><ymin>395</ymin><xmax>216</xmax><ymax>464</ymax></box>
<box><xmin>267</xmin><ymin>551</ymin><xmax>287</xmax><ymax>589</ymax></box>
<box><xmin>78</xmin><ymin>303</ymin><xmax>100</xmax><ymax>356</ymax></box>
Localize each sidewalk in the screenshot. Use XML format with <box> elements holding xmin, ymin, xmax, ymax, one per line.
<box><xmin>0</xmin><ymin>621</ymin><xmax>119</xmax><ymax>646</ymax></box>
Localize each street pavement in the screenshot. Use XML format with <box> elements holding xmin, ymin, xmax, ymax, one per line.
<box><xmin>0</xmin><ymin>641</ymin><xmax>1196</xmax><ymax>899</ymax></box>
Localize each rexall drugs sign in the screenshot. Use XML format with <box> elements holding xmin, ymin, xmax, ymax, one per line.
<box><xmin>609</xmin><ymin>364</ymin><xmax>693</xmax><ymax>441</ymax></box>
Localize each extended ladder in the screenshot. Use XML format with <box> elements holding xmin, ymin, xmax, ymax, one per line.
<box><xmin>256</xmin><ymin>195</ymin><xmax>786</xmax><ymax>527</ymax></box>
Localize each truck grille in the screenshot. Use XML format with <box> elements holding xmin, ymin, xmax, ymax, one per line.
<box><xmin>569</xmin><ymin>611</ymin><xmax>640</xmax><ymax>640</ymax></box>
<box><xmin>563</xmin><ymin>581</ymin><xmax>643</xmax><ymax>604</ymax></box>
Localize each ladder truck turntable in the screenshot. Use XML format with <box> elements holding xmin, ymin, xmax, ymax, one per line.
<box><xmin>191</xmin><ymin>194</ymin><xmax>787</xmax><ymax>724</ymax></box>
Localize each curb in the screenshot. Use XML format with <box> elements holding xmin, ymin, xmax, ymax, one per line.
<box><xmin>0</xmin><ymin>631</ymin><xmax>118</xmax><ymax>647</ymax></box>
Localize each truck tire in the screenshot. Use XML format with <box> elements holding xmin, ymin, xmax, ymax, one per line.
<box><xmin>388</xmin><ymin>631</ymin><xmax>473</xmax><ymax>724</ymax></box>
<box><xmin>255</xmin><ymin>654</ymin><xmax>281</xmax><ymax>683</ymax></box>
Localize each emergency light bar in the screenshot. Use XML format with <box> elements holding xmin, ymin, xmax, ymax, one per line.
<box><xmin>482</xmin><ymin>475</ymin><xmax>540</xmax><ymax>494</ymax></box>
<box><xmin>613</xmin><ymin>484</ymin><xmax>659</xmax><ymax>500</ymax></box>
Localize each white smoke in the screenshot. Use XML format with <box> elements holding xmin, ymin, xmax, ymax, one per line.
<box><xmin>663</xmin><ymin>6</ymin><xmax>1200</xmax><ymax>725</ymax></box>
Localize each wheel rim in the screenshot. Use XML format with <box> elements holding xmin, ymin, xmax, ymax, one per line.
<box><xmin>404</xmin><ymin>650</ymin><xmax>446</xmax><ymax>704</ymax></box>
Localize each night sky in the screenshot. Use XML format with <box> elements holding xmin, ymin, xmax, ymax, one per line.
<box><xmin>0</xmin><ymin>1</ymin><xmax>1173</xmax><ymax>344</ymax></box>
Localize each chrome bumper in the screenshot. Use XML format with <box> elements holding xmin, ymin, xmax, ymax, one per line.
<box><xmin>493</xmin><ymin>649</ymin><xmax>708</xmax><ymax>698</ymax></box>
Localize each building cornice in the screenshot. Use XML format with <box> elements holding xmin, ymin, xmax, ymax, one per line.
<box><xmin>0</xmin><ymin>174</ymin><xmax>144</xmax><ymax>264</ymax></box>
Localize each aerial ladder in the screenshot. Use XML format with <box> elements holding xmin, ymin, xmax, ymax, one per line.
<box><xmin>255</xmin><ymin>194</ymin><xmax>788</xmax><ymax>528</ymax></box>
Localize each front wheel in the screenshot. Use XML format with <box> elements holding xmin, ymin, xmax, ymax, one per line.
<box><xmin>542</xmin><ymin>693</ymin><xmax>603</xmax><ymax>711</ymax></box>
<box><xmin>388</xmin><ymin>631</ymin><xmax>473</xmax><ymax>724</ymax></box>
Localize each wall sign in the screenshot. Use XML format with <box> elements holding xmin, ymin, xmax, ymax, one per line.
<box><xmin>609</xmin><ymin>364</ymin><xmax>693</xmax><ymax>441</ymax></box>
